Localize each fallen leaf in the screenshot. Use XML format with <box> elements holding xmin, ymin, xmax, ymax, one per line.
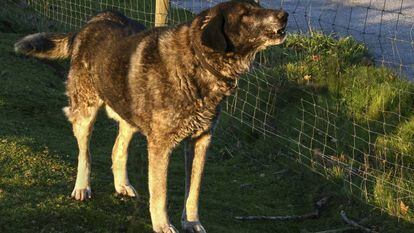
<box><xmin>311</xmin><ymin>55</ymin><xmax>321</xmax><ymax>61</ymax></box>
<box><xmin>400</xmin><ymin>200</ymin><xmax>409</xmax><ymax>215</ymax></box>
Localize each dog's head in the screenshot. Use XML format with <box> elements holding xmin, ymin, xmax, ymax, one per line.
<box><xmin>198</xmin><ymin>0</ymin><xmax>288</xmax><ymax>53</ymax></box>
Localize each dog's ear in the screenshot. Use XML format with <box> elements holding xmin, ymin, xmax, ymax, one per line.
<box><xmin>201</xmin><ymin>11</ymin><xmax>227</xmax><ymax>52</ymax></box>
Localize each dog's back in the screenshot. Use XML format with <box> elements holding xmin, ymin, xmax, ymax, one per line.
<box><xmin>14</xmin><ymin>11</ymin><xmax>146</xmax><ymax>60</ymax></box>
<box><xmin>69</xmin><ymin>12</ymin><xmax>163</xmax><ymax>129</ymax></box>
<box><xmin>15</xmin><ymin>11</ymin><xmax>150</xmax><ymax>127</ymax></box>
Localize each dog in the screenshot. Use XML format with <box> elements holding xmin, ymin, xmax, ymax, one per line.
<box><xmin>15</xmin><ymin>1</ymin><xmax>288</xmax><ymax>232</ymax></box>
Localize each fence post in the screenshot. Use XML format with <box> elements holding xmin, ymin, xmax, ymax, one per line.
<box><xmin>155</xmin><ymin>0</ymin><xmax>169</xmax><ymax>27</ymax></box>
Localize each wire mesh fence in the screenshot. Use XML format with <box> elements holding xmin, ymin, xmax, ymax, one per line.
<box><xmin>7</xmin><ymin>0</ymin><xmax>414</xmax><ymax>222</ymax></box>
<box><xmin>174</xmin><ymin>0</ymin><xmax>414</xmax><ymax>78</ymax></box>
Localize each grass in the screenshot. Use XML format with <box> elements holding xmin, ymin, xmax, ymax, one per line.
<box><xmin>238</xmin><ymin>33</ymin><xmax>414</xmax><ymax>224</ymax></box>
<box><xmin>1</xmin><ymin>2</ymin><xmax>414</xmax><ymax>233</ymax></box>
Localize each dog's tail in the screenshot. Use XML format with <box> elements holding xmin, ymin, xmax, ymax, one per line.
<box><xmin>14</xmin><ymin>32</ymin><xmax>75</xmax><ymax>59</ymax></box>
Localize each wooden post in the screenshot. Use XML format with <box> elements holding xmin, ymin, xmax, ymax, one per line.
<box><xmin>155</xmin><ymin>0</ymin><xmax>169</xmax><ymax>27</ymax></box>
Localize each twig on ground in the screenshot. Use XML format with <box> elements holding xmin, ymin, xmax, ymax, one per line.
<box><xmin>315</xmin><ymin>197</ymin><xmax>329</xmax><ymax>210</ymax></box>
<box><xmin>340</xmin><ymin>210</ymin><xmax>375</xmax><ymax>233</ymax></box>
<box><xmin>272</xmin><ymin>169</ymin><xmax>288</xmax><ymax>175</ymax></box>
<box><xmin>234</xmin><ymin>212</ymin><xmax>318</xmax><ymax>221</ymax></box>
<box><xmin>300</xmin><ymin>212</ymin><xmax>373</xmax><ymax>233</ymax></box>
<box><xmin>234</xmin><ymin>197</ymin><xmax>329</xmax><ymax>221</ymax></box>
<box><xmin>300</xmin><ymin>227</ymin><xmax>355</xmax><ymax>233</ymax></box>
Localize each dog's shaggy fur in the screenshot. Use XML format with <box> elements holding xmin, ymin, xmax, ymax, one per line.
<box><xmin>15</xmin><ymin>1</ymin><xmax>288</xmax><ymax>232</ymax></box>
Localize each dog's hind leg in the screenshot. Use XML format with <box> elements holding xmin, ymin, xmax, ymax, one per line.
<box><xmin>65</xmin><ymin>103</ymin><xmax>101</xmax><ymax>201</ymax></box>
<box><xmin>64</xmin><ymin>69</ymin><xmax>102</xmax><ymax>201</ymax></box>
<box><xmin>106</xmin><ymin>106</ymin><xmax>138</xmax><ymax>197</ymax></box>
<box><xmin>181</xmin><ymin>133</ymin><xmax>211</xmax><ymax>233</ymax></box>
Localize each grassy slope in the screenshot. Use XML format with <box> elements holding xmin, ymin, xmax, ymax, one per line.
<box><xmin>1</xmin><ymin>4</ymin><xmax>414</xmax><ymax>233</ymax></box>
<box><xmin>259</xmin><ymin>34</ymin><xmax>414</xmax><ymax>221</ymax></box>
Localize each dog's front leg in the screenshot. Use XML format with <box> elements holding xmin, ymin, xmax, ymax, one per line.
<box><xmin>148</xmin><ymin>141</ymin><xmax>178</xmax><ymax>233</ymax></box>
<box><xmin>182</xmin><ymin>133</ymin><xmax>211</xmax><ymax>233</ymax></box>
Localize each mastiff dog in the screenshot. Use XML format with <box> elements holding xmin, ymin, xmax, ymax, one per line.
<box><xmin>15</xmin><ymin>0</ymin><xmax>288</xmax><ymax>232</ymax></box>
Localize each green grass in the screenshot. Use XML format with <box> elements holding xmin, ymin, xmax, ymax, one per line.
<box><xmin>2</xmin><ymin>2</ymin><xmax>414</xmax><ymax>233</ymax></box>
<box><xmin>238</xmin><ymin>33</ymin><xmax>414</xmax><ymax>224</ymax></box>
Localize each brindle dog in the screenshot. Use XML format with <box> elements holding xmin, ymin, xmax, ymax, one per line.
<box><xmin>15</xmin><ymin>1</ymin><xmax>288</xmax><ymax>232</ymax></box>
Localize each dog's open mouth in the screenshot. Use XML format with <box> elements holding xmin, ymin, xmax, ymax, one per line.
<box><xmin>266</xmin><ymin>26</ymin><xmax>287</xmax><ymax>39</ymax></box>
<box><xmin>276</xmin><ymin>27</ymin><xmax>286</xmax><ymax>36</ymax></box>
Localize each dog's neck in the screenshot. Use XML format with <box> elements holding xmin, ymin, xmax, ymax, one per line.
<box><xmin>192</xmin><ymin>41</ymin><xmax>259</xmax><ymax>97</ymax></box>
<box><xmin>158</xmin><ymin>22</ymin><xmax>259</xmax><ymax>108</ymax></box>
<box><xmin>188</xmin><ymin>17</ymin><xmax>261</xmax><ymax>93</ymax></box>
<box><xmin>192</xmin><ymin>41</ymin><xmax>238</xmax><ymax>90</ymax></box>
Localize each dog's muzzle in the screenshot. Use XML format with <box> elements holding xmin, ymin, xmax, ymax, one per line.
<box><xmin>265</xmin><ymin>9</ymin><xmax>289</xmax><ymax>40</ymax></box>
<box><xmin>276</xmin><ymin>27</ymin><xmax>286</xmax><ymax>36</ymax></box>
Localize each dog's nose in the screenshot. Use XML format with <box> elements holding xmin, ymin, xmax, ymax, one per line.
<box><xmin>276</xmin><ymin>10</ymin><xmax>289</xmax><ymax>21</ymax></box>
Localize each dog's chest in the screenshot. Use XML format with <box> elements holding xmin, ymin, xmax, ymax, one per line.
<box><xmin>166</xmin><ymin>97</ymin><xmax>222</xmax><ymax>142</ymax></box>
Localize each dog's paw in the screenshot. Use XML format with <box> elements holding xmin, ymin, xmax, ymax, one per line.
<box><xmin>155</xmin><ymin>224</ymin><xmax>179</xmax><ymax>233</ymax></box>
<box><xmin>115</xmin><ymin>184</ymin><xmax>138</xmax><ymax>198</ymax></box>
<box><xmin>71</xmin><ymin>187</ymin><xmax>92</xmax><ymax>201</ymax></box>
<box><xmin>182</xmin><ymin>221</ymin><xmax>206</xmax><ymax>233</ymax></box>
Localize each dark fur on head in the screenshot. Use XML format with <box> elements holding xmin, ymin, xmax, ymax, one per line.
<box><xmin>201</xmin><ymin>11</ymin><xmax>228</xmax><ymax>52</ymax></box>
<box><xmin>198</xmin><ymin>0</ymin><xmax>287</xmax><ymax>56</ymax></box>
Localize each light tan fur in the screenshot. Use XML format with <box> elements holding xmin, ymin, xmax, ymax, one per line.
<box><xmin>106</xmin><ymin>106</ymin><xmax>138</xmax><ymax>197</ymax></box>
<box><xmin>147</xmin><ymin>141</ymin><xmax>176</xmax><ymax>232</ymax></box>
<box><xmin>70</xmin><ymin>105</ymin><xmax>101</xmax><ymax>200</ymax></box>
<box><xmin>182</xmin><ymin>133</ymin><xmax>211</xmax><ymax>232</ymax></box>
